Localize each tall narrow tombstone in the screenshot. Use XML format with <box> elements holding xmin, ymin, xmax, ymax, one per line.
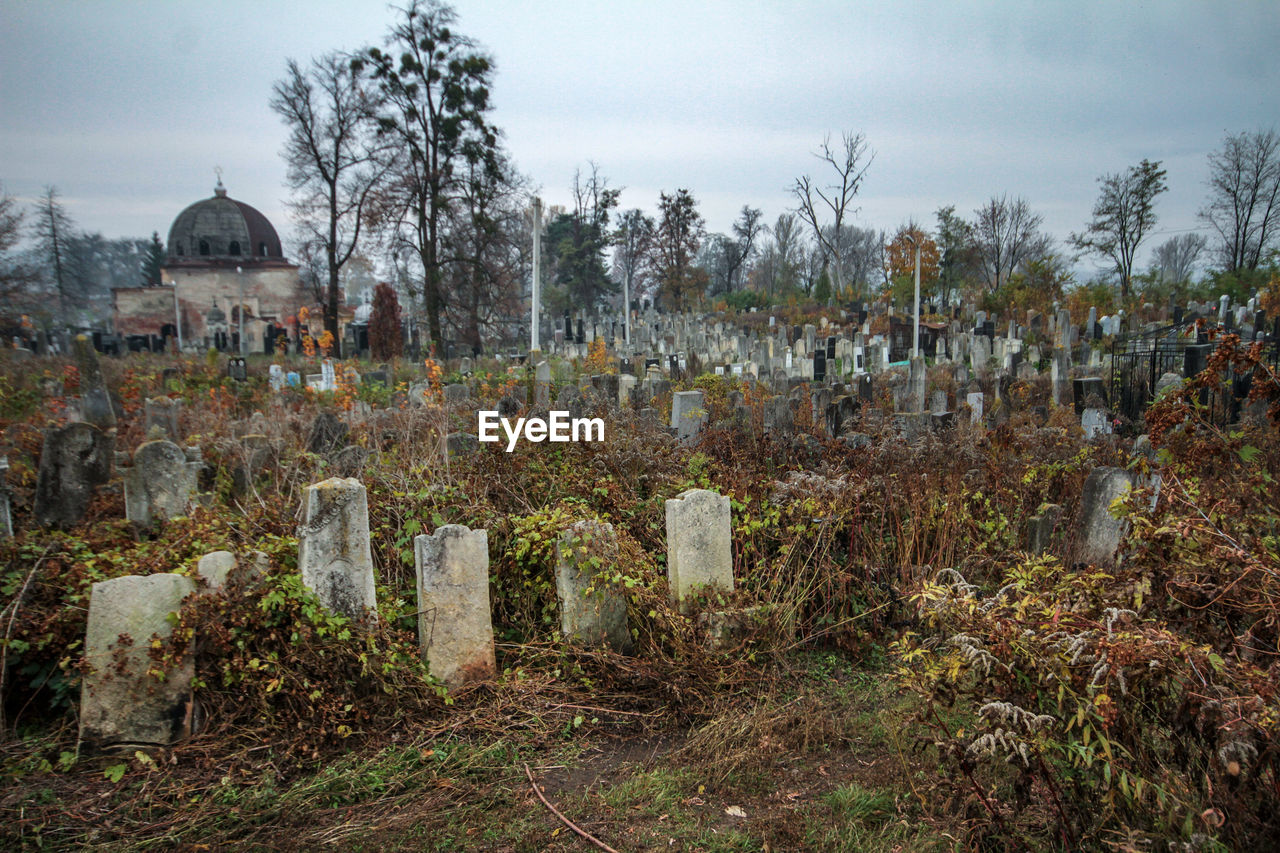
<box><xmin>534</xmin><ymin>360</ymin><xmax>551</xmax><ymax>408</ymax></box>
<box><xmin>0</xmin><ymin>455</ymin><xmax>11</xmax><ymax>539</ymax></box>
<box><xmin>33</xmin><ymin>422</ymin><xmax>113</xmax><ymax>528</ymax></box>
<box><xmin>414</xmin><ymin>525</ymin><xmax>496</xmax><ymax>688</ymax></box>
<box><xmin>124</xmin><ymin>440</ymin><xmax>200</xmax><ymax>527</ymax></box>
<box><xmin>72</xmin><ymin>335</ymin><xmax>116</xmax><ymax>430</ymax></box>
<box><xmin>554</xmin><ymin>520</ymin><xmax>632</xmax><ymax>652</ymax></box>
<box><xmin>665</xmin><ymin>489</ymin><xmax>733</xmax><ymax>611</ymax></box>
<box><xmin>297</xmin><ymin>477</ymin><xmax>377</xmax><ymax>622</ymax></box>
<box><xmin>78</xmin><ymin>573</ymin><xmax>196</xmax><ymax>750</ymax></box>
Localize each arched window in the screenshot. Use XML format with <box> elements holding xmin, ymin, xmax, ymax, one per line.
<box><xmin>199</xmin><ymin>240</ymin><xmax>210</xmax><ymax>256</ymax></box>
<box><xmin>228</xmin><ymin>240</ymin><xmax>241</xmax><ymax>256</ymax></box>
<box><xmin>176</xmin><ymin>243</ymin><xmax>184</xmax><ymax>256</ymax></box>
<box><xmin>258</xmin><ymin>242</ymin><xmax>269</xmax><ymax>257</ymax></box>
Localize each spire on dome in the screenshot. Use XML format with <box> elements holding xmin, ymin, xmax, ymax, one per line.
<box><xmin>214</xmin><ymin>166</ymin><xmax>226</xmax><ymax>198</ymax></box>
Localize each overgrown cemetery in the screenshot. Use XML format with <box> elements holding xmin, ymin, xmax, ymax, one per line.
<box><xmin>1</xmin><ymin>289</ymin><xmax>1278</xmax><ymax>850</ymax></box>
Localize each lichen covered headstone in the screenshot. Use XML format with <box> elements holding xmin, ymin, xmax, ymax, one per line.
<box><xmin>78</xmin><ymin>573</ymin><xmax>195</xmax><ymax>750</ymax></box>
<box><xmin>554</xmin><ymin>520</ymin><xmax>632</xmax><ymax>652</ymax></box>
<box><xmin>33</xmin><ymin>422</ymin><xmax>113</xmax><ymax>528</ymax></box>
<box><xmin>298</xmin><ymin>477</ymin><xmax>378</xmax><ymax>621</ymax></box>
<box><xmin>124</xmin><ymin>440</ymin><xmax>200</xmax><ymax>527</ymax></box>
<box><xmin>414</xmin><ymin>525</ymin><xmax>495</xmax><ymax>688</ymax></box>
<box><xmin>665</xmin><ymin>488</ymin><xmax>733</xmax><ymax>611</ymax></box>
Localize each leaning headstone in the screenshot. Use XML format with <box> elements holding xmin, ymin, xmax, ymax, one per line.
<box><xmin>665</xmin><ymin>489</ymin><xmax>733</xmax><ymax>611</ymax></box>
<box><xmin>33</xmin><ymin>422</ymin><xmax>113</xmax><ymax>528</ymax></box>
<box><xmin>78</xmin><ymin>573</ymin><xmax>196</xmax><ymax>750</ymax></box>
<box><xmin>1075</xmin><ymin>467</ymin><xmax>1135</xmax><ymax>568</ymax></box>
<box><xmin>554</xmin><ymin>520</ymin><xmax>632</xmax><ymax>652</ymax></box>
<box><xmin>297</xmin><ymin>477</ymin><xmax>377</xmax><ymax>622</ymax></box>
<box><xmin>966</xmin><ymin>392</ymin><xmax>984</xmax><ymax>425</ymax></box>
<box><xmin>306</xmin><ymin>411</ymin><xmax>348</xmax><ymax>455</ymax></box>
<box><xmin>414</xmin><ymin>525</ymin><xmax>496</xmax><ymax>688</ymax></box>
<box><xmin>72</xmin><ymin>335</ymin><xmax>116</xmax><ymax>430</ymax></box>
<box><xmin>124</xmin><ymin>440</ymin><xmax>200</xmax><ymax>527</ymax></box>
<box><xmin>671</xmin><ymin>390</ymin><xmax>707</xmax><ymax>442</ymax></box>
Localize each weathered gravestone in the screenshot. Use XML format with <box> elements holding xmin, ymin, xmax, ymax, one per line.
<box><xmin>196</xmin><ymin>550</ymin><xmax>268</xmax><ymax>590</ymax></box>
<box><xmin>143</xmin><ymin>397</ymin><xmax>182</xmax><ymax>442</ymax></box>
<box><xmin>1074</xmin><ymin>467</ymin><xmax>1135</xmax><ymax>568</ymax></box>
<box><xmin>671</xmin><ymin>390</ymin><xmax>707</xmax><ymax>442</ymax></box>
<box><xmin>534</xmin><ymin>361</ymin><xmax>551</xmax><ymax>408</ymax></box>
<box><xmin>33</xmin><ymin>422</ymin><xmax>113</xmax><ymax>528</ymax></box>
<box><xmin>72</xmin><ymin>335</ymin><xmax>116</xmax><ymax>430</ymax></box>
<box><xmin>1025</xmin><ymin>504</ymin><xmax>1063</xmax><ymax>556</ymax></box>
<box><xmin>297</xmin><ymin>477</ymin><xmax>377</xmax><ymax>622</ymax></box>
<box><xmin>306</xmin><ymin>411</ymin><xmax>349</xmax><ymax>455</ymax></box>
<box><xmin>0</xmin><ymin>455</ymin><xmax>11</xmax><ymax>539</ymax></box>
<box><xmin>124</xmin><ymin>440</ymin><xmax>200</xmax><ymax>527</ymax></box>
<box><xmin>665</xmin><ymin>488</ymin><xmax>733</xmax><ymax>612</ymax></box>
<box><xmin>78</xmin><ymin>573</ymin><xmax>195</xmax><ymax>750</ymax></box>
<box><xmin>1081</xmin><ymin>408</ymin><xmax>1112</xmax><ymax>440</ymax></box>
<box><xmin>554</xmin><ymin>520</ymin><xmax>632</xmax><ymax>652</ymax></box>
<box><xmin>414</xmin><ymin>525</ymin><xmax>496</xmax><ymax>688</ymax></box>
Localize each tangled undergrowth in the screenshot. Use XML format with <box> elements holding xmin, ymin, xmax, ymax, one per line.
<box><xmin>0</xmin><ymin>340</ymin><xmax>1276</xmax><ymax>850</ymax></box>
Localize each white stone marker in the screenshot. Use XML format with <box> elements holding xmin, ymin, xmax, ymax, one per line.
<box><xmin>554</xmin><ymin>520</ymin><xmax>631</xmax><ymax>652</ymax></box>
<box><xmin>414</xmin><ymin>525</ymin><xmax>496</xmax><ymax>688</ymax></box>
<box><xmin>665</xmin><ymin>488</ymin><xmax>733</xmax><ymax>611</ymax></box>
<box><xmin>196</xmin><ymin>550</ymin><xmax>268</xmax><ymax>590</ymax></box>
<box><xmin>79</xmin><ymin>573</ymin><xmax>195</xmax><ymax>750</ymax></box>
<box><xmin>298</xmin><ymin>477</ymin><xmax>377</xmax><ymax>622</ymax></box>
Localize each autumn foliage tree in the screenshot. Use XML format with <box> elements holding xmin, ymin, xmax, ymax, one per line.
<box><xmin>368</xmin><ymin>281</ymin><xmax>403</xmax><ymax>361</ymax></box>
<box><xmin>883</xmin><ymin>224</ymin><xmax>940</xmax><ymax>305</ymax></box>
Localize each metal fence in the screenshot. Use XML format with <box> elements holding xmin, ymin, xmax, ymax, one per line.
<box><xmin>1109</xmin><ymin>320</ymin><xmax>1278</xmax><ymax>425</ymax></box>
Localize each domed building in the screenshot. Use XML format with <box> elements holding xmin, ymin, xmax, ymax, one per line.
<box><xmin>112</xmin><ymin>179</ymin><xmax>307</xmax><ymax>352</ymax></box>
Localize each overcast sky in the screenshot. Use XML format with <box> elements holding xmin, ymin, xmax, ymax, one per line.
<box><xmin>2</xmin><ymin>0</ymin><xmax>1278</xmax><ymax>278</ymax></box>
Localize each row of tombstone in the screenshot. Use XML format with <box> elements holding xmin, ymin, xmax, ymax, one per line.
<box><xmin>77</xmin><ymin>482</ymin><xmax>733</xmax><ymax>751</ymax></box>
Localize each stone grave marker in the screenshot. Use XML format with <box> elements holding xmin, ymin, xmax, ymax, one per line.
<box><xmin>72</xmin><ymin>335</ymin><xmax>116</xmax><ymax>430</ymax></box>
<box><xmin>33</xmin><ymin>422</ymin><xmax>113</xmax><ymax>528</ymax></box>
<box><xmin>414</xmin><ymin>525</ymin><xmax>496</xmax><ymax>688</ymax></box>
<box><xmin>298</xmin><ymin>477</ymin><xmax>378</xmax><ymax>622</ymax></box>
<box><xmin>665</xmin><ymin>489</ymin><xmax>733</xmax><ymax>612</ymax></box>
<box><xmin>1074</xmin><ymin>467</ymin><xmax>1135</xmax><ymax>568</ymax></box>
<box><xmin>554</xmin><ymin>520</ymin><xmax>632</xmax><ymax>652</ymax></box>
<box><xmin>79</xmin><ymin>573</ymin><xmax>195</xmax><ymax>750</ymax></box>
<box><xmin>124</xmin><ymin>440</ymin><xmax>200</xmax><ymax>527</ymax></box>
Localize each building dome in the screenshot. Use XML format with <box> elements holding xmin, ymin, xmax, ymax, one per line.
<box><xmin>166</xmin><ymin>180</ymin><xmax>284</xmax><ymax>263</ymax></box>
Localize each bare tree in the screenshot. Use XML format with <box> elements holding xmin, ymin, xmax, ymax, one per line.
<box><xmin>1199</xmin><ymin>128</ymin><xmax>1280</xmax><ymax>272</ymax></box>
<box><xmin>972</xmin><ymin>195</ymin><xmax>1050</xmax><ymax>293</ymax></box>
<box><xmin>1071</xmin><ymin>159</ymin><xmax>1168</xmax><ymax>302</ymax></box>
<box><xmin>0</xmin><ymin>185</ymin><xmax>37</xmax><ymax>318</ymax></box>
<box><xmin>272</xmin><ymin>53</ymin><xmax>389</xmax><ymax>355</ymax></box>
<box><xmin>31</xmin><ymin>186</ymin><xmax>83</xmax><ymax>325</ymax></box>
<box><xmin>1152</xmin><ymin>233</ymin><xmax>1207</xmax><ymax>286</ymax></box>
<box><xmin>612</xmin><ymin>208</ymin><xmax>654</xmax><ymax>315</ymax></box>
<box><xmin>792</xmin><ymin>132</ymin><xmax>873</xmax><ymax>297</ymax></box>
<box><xmin>721</xmin><ymin>205</ymin><xmax>763</xmax><ymax>293</ymax></box>
<box><xmin>767</xmin><ymin>212</ymin><xmax>804</xmax><ymax>296</ymax></box>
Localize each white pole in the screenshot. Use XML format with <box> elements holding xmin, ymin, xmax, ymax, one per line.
<box><xmin>173</xmin><ymin>284</ymin><xmax>183</xmax><ymax>352</ymax></box>
<box><xmin>912</xmin><ymin>241</ymin><xmax>921</xmax><ymax>359</ymax></box>
<box><xmin>237</xmin><ymin>265</ymin><xmax>245</xmax><ymax>355</ymax></box>
<box><xmin>624</xmin><ymin>268</ymin><xmax>631</xmax><ymax>346</ymax></box>
<box><xmin>531</xmin><ymin>197</ymin><xmax>542</xmax><ymax>353</ymax></box>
